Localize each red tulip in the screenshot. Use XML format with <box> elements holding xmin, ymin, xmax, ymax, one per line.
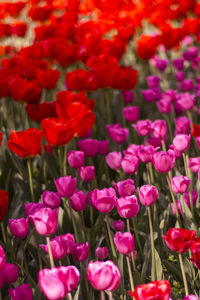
<box><xmin>191</xmin><ymin>124</ymin><xmax>200</xmax><ymax>137</ymax></box>
<box><xmin>0</xmin><ymin>190</ymin><xmax>8</xmax><ymax>222</ymax></box>
<box><xmin>37</xmin><ymin>69</ymin><xmax>60</xmax><ymax>89</ymax></box>
<box><xmin>188</xmin><ymin>242</ymin><xmax>200</xmax><ymax>269</ymax></box>
<box><xmin>7</xmin><ymin>128</ymin><xmax>42</xmax><ymax>158</ymax></box>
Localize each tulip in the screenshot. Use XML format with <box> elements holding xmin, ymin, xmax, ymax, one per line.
<box><xmin>124</xmin><ymin>144</ymin><xmax>140</xmax><ymax>156</ymax></box>
<box><xmin>171</xmin><ymin>199</ymin><xmax>182</xmax><ymax>216</ymax></box>
<box><xmin>182</xmin><ymin>295</ymin><xmax>199</xmax><ymax>300</ymax></box>
<box><xmin>29</xmin><ymin>208</ymin><xmax>58</xmax><ymax>236</ymax></box>
<box><xmin>69</xmin><ymin>191</ymin><xmax>87</xmax><ymax>212</ymax></box>
<box><xmin>95</xmin><ymin>247</ymin><xmax>109</xmax><ymax>260</ymax></box>
<box><xmin>129</xmin><ymin>280</ymin><xmax>171</xmax><ymax>300</ymax></box>
<box><xmin>176</xmin><ymin>92</ymin><xmax>195</xmax><ymax>111</ymax></box>
<box><xmin>181</xmin><ymin>79</ymin><xmax>194</xmax><ymax>91</ymax></box>
<box><xmin>152</xmin><ymin>120</ymin><xmax>167</xmax><ymax>140</ymax></box>
<box><xmin>87</xmin><ymin>260</ymin><xmax>121</xmax><ymax>291</ymax></box>
<box><xmin>112</xmin><ymin>220</ymin><xmax>125</xmax><ymax>232</ymax></box>
<box><xmin>175</xmin><ymin>116</ymin><xmax>191</xmax><ymax>135</ymax></box>
<box><xmin>9</xmin><ymin>218</ymin><xmax>29</xmax><ymax>239</ymax></box>
<box><xmin>0</xmin><ymin>245</ymin><xmax>6</xmax><ymax>271</ymax></box>
<box><xmin>157</xmin><ymin>96</ymin><xmax>172</xmax><ymax>114</ymax></box>
<box><xmin>175</xmin><ymin>71</ymin><xmax>184</xmax><ymax>81</ymax></box>
<box><xmin>106</xmin><ymin>123</ymin><xmax>129</xmax><ymax>143</ymax></box>
<box><xmin>152</xmin><ymin>150</ymin><xmax>176</xmax><ymax>173</ymax></box>
<box><xmin>122</xmin><ymin>106</ymin><xmax>139</xmax><ymax>123</ymax></box>
<box><xmin>138</xmin><ymin>145</ymin><xmax>158</xmax><ymax>163</ymax></box>
<box><xmin>97</xmin><ymin>140</ymin><xmax>109</xmax><ymax>155</ymax></box>
<box><xmin>67</xmin><ymin>150</ymin><xmax>84</xmax><ymax>169</ymax></box>
<box><xmin>116</xmin><ymin>195</ymin><xmax>139</xmax><ymax>218</ymax></box>
<box><xmin>162</xmin><ymin>228</ymin><xmax>196</xmax><ymax>253</ymax></box>
<box><xmin>114</xmin><ymin>232</ymin><xmax>134</xmax><ymax>254</ymax></box>
<box><xmin>79</xmin><ymin>166</ymin><xmax>95</xmax><ymax>182</ymax></box>
<box><xmin>147</xmin><ymin>75</ymin><xmax>160</xmax><ymax>88</ymax></box>
<box><xmin>77</xmin><ymin>139</ymin><xmax>98</xmax><ymax>157</ymax></box>
<box><xmin>170</xmin><ymin>176</ymin><xmax>191</xmax><ymax>193</ymax></box>
<box><xmin>3</xmin><ymin>263</ymin><xmax>18</xmax><ymax>284</ymax></box>
<box><xmin>183</xmin><ymin>190</ymin><xmax>198</xmax><ymax>207</ymax></box>
<box><xmin>173</xmin><ymin>134</ymin><xmax>191</xmax><ymax>152</ymax></box>
<box><xmin>113</xmin><ymin>179</ymin><xmax>135</xmax><ymax>197</ymax></box>
<box><xmin>188</xmin><ymin>242</ymin><xmax>200</xmax><ymax>269</ymax></box>
<box><xmin>173</xmin><ymin>58</ymin><xmax>184</xmax><ymax>70</ymax></box>
<box><xmin>121</xmin><ymin>154</ymin><xmax>139</xmax><ymax>174</ymax></box>
<box><xmin>122</xmin><ymin>90</ymin><xmax>134</xmax><ymax>103</ymax></box>
<box><xmin>54</xmin><ymin>176</ymin><xmax>76</xmax><ymax>198</ymax></box>
<box><xmin>169</xmin><ymin>144</ymin><xmax>182</xmax><ymax>158</ymax></box>
<box><xmin>24</xmin><ymin>202</ymin><xmax>45</xmax><ymax>217</ymax></box>
<box><xmin>106</xmin><ymin>151</ymin><xmax>122</xmax><ymax>170</ymax></box>
<box><xmin>132</xmin><ymin>119</ymin><xmax>152</xmax><ymax>136</ymax></box>
<box><xmin>89</xmin><ymin>188</ymin><xmax>116</xmax><ymax>214</ymax></box>
<box><xmin>142</xmin><ymin>89</ymin><xmax>157</xmax><ymax>102</ymax></box>
<box><xmin>40</xmin><ymin>234</ymin><xmax>75</xmax><ymax>259</ymax></box>
<box><xmin>0</xmin><ymin>190</ymin><xmax>9</xmax><ymax>222</ymax></box>
<box><xmin>71</xmin><ymin>242</ymin><xmax>89</xmax><ymax>262</ymax></box>
<box><xmin>138</xmin><ymin>185</ymin><xmax>158</xmax><ymax>206</ymax></box>
<box><xmin>38</xmin><ymin>266</ymin><xmax>80</xmax><ymax>300</ymax></box>
<box><xmin>9</xmin><ymin>284</ymin><xmax>33</xmax><ymax>300</ymax></box>
<box><xmin>189</xmin><ymin>157</ymin><xmax>200</xmax><ymax>173</ymax></box>
<box><xmin>42</xmin><ymin>191</ymin><xmax>61</xmax><ymax>209</ymax></box>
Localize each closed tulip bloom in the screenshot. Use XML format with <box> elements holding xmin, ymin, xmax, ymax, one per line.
<box><xmin>89</xmin><ymin>188</ymin><xmax>116</xmax><ymax>214</ymax></box>
<box><xmin>152</xmin><ymin>120</ymin><xmax>167</xmax><ymax>140</ymax></box>
<box><xmin>113</xmin><ymin>179</ymin><xmax>135</xmax><ymax>197</ymax></box>
<box><xmin>173</xmin><ymin>58</ymin><xmax>184</xmax><ymax>70</ymax></box>
<box><xmin>122</xmin><ymin>106</ymin><xmax>139</xmax><ymax>123</ymax></box>
<box><xmin>112</xmin><ymin>220</ymin><xmax>125</xmax><ymax>232</ymax></box>
<box><xmin>40</xmin><ymin>234</ymin><xmax>74</xmax><ymax>259</ymax></box>
<box><xmin>171</xmin><ymin>199</ymin><xmax>182</xmax><ymax>216</ymax></box>
<box><xmin>42</xmin><ymin>191</ymin><xmax>61</xmax><ymax>209</ymax></box>
<box><xmin>24</xmin><ymin>202</ymin><xmax>45</xmax><ymax>217</ymax></box>
<box><xmin>138</xmin><ymin>185</ymin><xmax>158</xmax><ymax>206</ymax></box>
<box><xmin>67</xmin><ymin>151</ymin><xmax>84</xmax><ymax>168</ymax></box>
<box><xmin>79</xmin><ymin>166</ymin><xmax>95</xmax><ymax>182</ymax></box>
<box><xmin>189</xmin><ymin>243</ymin><xmax>200</xmax><ymax>269</ymax></box>
<box><xmin>122</xmin><ymin>90</ymin><xmax>134</xmax><ymax>103</ymax></box>
<box><xmin>176</xmin><ymin>93</ymin><xmax>195</xmax><ymax>111</ymax></box>
<box><xmin>116</xmin><ymin>195</ymin><xmax>139</xmax><ymax>218</ymax></box>
<box><xmin>124</xmin><ymin>144</ymin><xmax>140</xmax><ymax>157</ymax></box>
<box><xmin>132</xmin><ymin>119</ymin><xmax>152</xmax><ymax>136</ymax></box>
<box><xmin>9</xmin><ymin>218</ymin><xmax>29</xmax><ymax>239</ymax></box>
<box><xmin>175</xmin><ymin>116</ymin><xmax>191</xmax><ymax>135</ymax></box>
<box><xmin>114</xmin><ymin>232</ymin><xmax>134</xmax><ymax>254</ymax></box>
<box><xmin>3</xmin><ymin>263</ymin><xmax>18</xmax><ymax>284</ymax></box>
<box><xmin>170</xmin><ymin>176</ymin><xmax>191</xmax><ymax>193</ymax></box>
<box><xmin>38</xmin><ymin>266</ymin><xmax>80</xmax><ymax>300</ymax></box>
<box><xmin>121</xmin><ymin>154</ymin><xmax>139</xmax><ymax>174</ymax></box>
<box><xmin>162</xmin><ymin>228</ymin><xmax>196</xmax><ymax>253</ymax></box>
<box><xmin>0</xmin><ymin>245</ymin><xmax>6</xmax><ymax>271</ymax></box>
<box><xmin>97</xmin><ymin>140</ymin><xmax>109</xmax><ymax>155</ymax></box>
<box><xmin>106</xmin><ymin>151</ymin><xmax>122</xmax><ymax>170</ymax></box>
<box><xmin>0</xmin><ymin>190</ymin><xmax>9</xmax><ymax>222</ymax></box>
<box><xmin>71</xmin><ymin>242</ymin><xmax>89</xmax><ymax>262</ymax></box>
<box><xmin>175</xmin><ymin>71</ymin><xmax>184</xmax><ymax>81</ymax></box>
<box><xmin>157</xmin><ymin>96</ymin><xmax>172</xmax><ymax>114</ymax></box>
<box><xmin>152</xmin><ymin>150</ymin><xmax>176</xmax><ymax>173</ymax></box>
<box><xmin>142</xmin><ymin>89</ymin><xmax>157</xmax><ymax>102</ymax></box>
<box><xmin>183</xmin><ymin>190</ymin><xmax>198</xmax><ymax>207</ymax></box>
<box><xmin>138</xmin><ymin>145</ymin><xmax>158</xmax><ymax>163</ymax></box>
<box><xmin>87</xmin><ymin>260</ymin><xmax>121</xmax><ymax>291</ymax></box>
<box><xmin>69</xmin><ymin>191</ymin><xmax>87</xmax><ymax>212</ymax></box>
<box><xmin>189</xmin><ymin>157</ymin><xmax>200</xmax><ymax>173</ymax></box>
<box><xmin>173</xmin><ymin>134</ymin><xmax>191</xmax><ymax>152</ymax></box>
<box><xmin>29</xmin><ymin>208</ymin><xmax>58</xmax><ymax>236</ymax></box>
<box><xmin>9</xmin><ymin>284</ymin><xmax>33</xmax><ymax>300</ymax></box>
<box><xmin>77</xmin><ymin>139</ymin><xmax>98</xmax><ymax>157</ymax></box>
<box><xmin>54</xmin><ymin>176</ymin><xmax>76</xmax><ymax>198</ymax></box>
<box><xmin>129</xmin><ymin>280</ymin><xmax>171</xmax><ymax>300</ymax></box>
<box><xmin>95</xmin><ymin>247</ymin><xmax>109</xmax><ymax>260</ymax></box>
<box><xmin>169</xmin><ymin>144</ymin><xmax>182</xmax><ymax>158</ymax></box>
<box><xmin>106</xmin><ymin>123</ymin><xmax>129</xmax><ymax>143</ymax></box>
<box><xmin>182</xmin><ymin>295</ymin><xmax>199</xmax><ymax>300</ymax></box>
<box><xmin>147</xmin><ymin>75</ymin><xmax>160</xmax><ymax>88</ymax></box>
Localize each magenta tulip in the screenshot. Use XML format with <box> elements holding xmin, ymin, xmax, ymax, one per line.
<box><xmin>132</xmin><ymin>119</ymin><xmax>152</xmax><ymax>136</ymax></box>
<box><xmin>138</xmin><ymin>185</ymin><xmax>158</xmax><ymax>206</ymax></box>
<box><xmin>71</xmin><ymin>242</ymin><xmax>89</xmax><ymax>262</ymax></box>
<box><xmin>122</xmin><ymin>106</ymin><xmax>139</xmax><ymax>123</ymax></box>
<box><xmin>113</xmin><ymin>179</ymin><xmax>135</xmax><ymax>197</ymax></box>
<box><xmin>9</xmin><ymin>284</ymin><xmax>33</xmax><ymax>300</ymax></box>
<box><xmin>173</xmin><ymin>134</ymin><xmax>191</xmax><ymax>152</ymax></box>
<box><xmin>77</xmin><ymin>139</ymin><xmax>98</xmax><ymax>157</ymax></box>
<box><xmin>170</xmin><ymin>176</ymin><xmax>191</xmax><ymax>193</ymax></box>
<box><xmin>42</xmin><ymin>191</ymin><xmax>61</xmax><ymax>209</ymax></box>
<box><xmin>89</xmin><ymin>188</ymin><xmax>116</xmax><ymax>214</ymax></box>
<box><xmin>114</xmin><ymin>232</ymin><xmax>134</xmax><ymax>254</ymax></box>
<box><xmin>95</xmin><ymin>247</ymin><xmax>109</xmax><ymax>260</ymax></box>
<box><xmin>0</xmin><ymin>245</ymin><xmax>6</xmax><ymax>271</ymax></box>
<box><xmin>106</xmin><ymin>123</ymin><xmax>129</xmax><ymax>143</ymax></box>
<box><xmin>67</xmin><ymin>150</ymin><xmax>84</xmax><ymax>168</ymax></box>
<box><xmin>152</xmin><ymin>120</ymin><xmax>167</xmax><ymax>140</ymax></box>
<box><xmin>116</xmin><ymin>195</ymin><xmax>139</xmax><ymax>218</ymax></box>
<box><xmin>121</xmin><ymin>154</ymin><xmax>139</xmax><ymax>174</ymax></box>
<box><xmin>54</xmin><ymin>175</ymin><xmax>76</xmax><ymax>198</ymax></box>
<box><xmin>97</xmin><ymin>140</ymin><xmax>109</xmax><ymax>155</ymax></box>
<box><xmin>138</xmin><ymin>145</ymin><xmax>158</xmax><ymax>163</ymax></box>
<box><xmin>106</xmin><ymin>151</ymin><xmax>122</xmax><ymax>170</ymax></box>
<box><xmin>152</xmin><ymin>150</ymin><xmax>176</xmax><ymax>173</ymax></box>
<box><xmin>9</xmin><ymin>218</ymin><xmax>29</xmax><ymax>239</ymax></box>
<box><xmin>112</xmin><ymin>220</ymin><xmax>125</xmax><ymax>232</ymax></box>
<box><xmin>69</xmin><ymin>190</ymin><xmax>87</xmax><ymax>212</ymax></box>
<box><xmin>24</xmin><ymin>202</ymin><xmax>45</xmax><ymax>217</ymax></box>
<box><xmin>3</xmin><ymin>263</ymin><xmax>18</xmax><ymax>284</ymax></box>
<box><xmin>79</xmin><ymin>165</ymin><xmax>95</xmax><ymax>182</ymax></box>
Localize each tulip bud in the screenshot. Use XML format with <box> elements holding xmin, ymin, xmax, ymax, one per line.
<box><xmin>95</xmin><ymin>247</ymin><xmax>109</xmax><ymax>260</ymax></box>
<box><xmin>9</xmin><ymin>218</ymin><xmax>29</xmax><ymax>239</ymax></box>
<box><xmin>42</xmin><ymin>191</ymin><xmax>61</xmax><ymax>209</ymax></box>
<box><xmin>112</xmin><ymin>220</ymin><xmax>125</xmax><ymax>232</ymax></box>
<box><xmin>114</xmin><ymin>232</ymin><xmax>134</xmax><ymax>254</ymax></box>
<box><xmin>138</xmin><ymin>185</ymin><xmax>158</xmax><ymax>206</ymax></box>
<box><xmin>79</xmin><ymin>166</ymin><xmax>95</xmax><ymax>182</ymax></box>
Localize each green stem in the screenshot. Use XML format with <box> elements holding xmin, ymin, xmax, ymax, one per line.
<box><xmin>64</xmin><ymin>200</ymin><xmax>79</xmax><ymax>242</ymax></box>
<box><xmin>178</xmin><ymin>253</ymin><xmax>189</xmax><ymax>296</ymax></box>
<box><xmin>21</xmin><ymin>240</ymin><xmax>35</xmax><ymax>287</ymax></box>
<box><xmin>105</xmin><ymin>215</ymin><xmax>117</xmax><ymax>260</ymax></box>
<box><xmin>80</xmin><ymin>262</ymin><xmax>90</xmax><ymax>300</ymax></box>
<box><xmin>147</xmin><ymin>206</ymin><xmax>156</xmax><ymax>281</ymax></box>
<box><xmin>126</xmin><ymin>255</ymin><xmax>135</xmax><ymax>292</ymax></box>
<box><xmin>148</xmin><ymin>162</ymin><xmax>154</xmax><ymax>184</ymax></box>
<box><xmin>34</xmin><ymin>231</ymin><xmax>43</xmax><ymax>269</ymax></box>
<box><xmin>80</xmin><ymin>211</ymin><xmax>87</xmax><ymax>242</ymax></box>
<box><xmin>63</xmin><ymin>145</ymin><xmax>67</xmax><ymax>176</ymax></box>
<box><xmin>27</xmin><ymin>159</ymin><xmax>35</xmax><ymax>202</ymax></box>
<box><xmin>46</xmin><ymin>236</ymin><xmax>55</xmax><ymax>268</ymax></box>
<box><xmin>1</xmin><ymin>222</ymin><xmax>6</xmax><ymax>244</ymax></box>
<box><xmin>131</xmin><ymin>218</ymin><xmax>143</xmax><ymax>259</ymax></box>
<box><xmin>58</xmin><ymin>147</ymin><xmax>63</xmax><ymax>177</ymax></box>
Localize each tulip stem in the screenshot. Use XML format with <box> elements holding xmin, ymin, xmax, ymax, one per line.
<box><xmin>183</xmin><ymin>153</ymin><xmax>195</xmax><ymax>219</ymax></box>
<box><xmin>67</xmin><ymin>201</ymin><xmax>79</xmax><ymax>242</ymax></box>
<box><xmin>126</xmin><ymin>255</ymin><xmax>135</xmax><ymax>292</ymax></box>
<box><xmin>0</xmin><ymin>289</ymin><xmax>2</xmax><ymax>300</ymax></box>
<box><xmin>58</xmin><ymin>147</ymin><xmax>63</xmax><ymax>177</ymax></box>
<box><xmin>27</xmin><ymin>159</ymin><xmax>35</xmax><ymax>202</ymax></box>
<box><xmin>100</xmin><ymin>291</ymin><xmax>106</xmax><ymax>300</ymax></box>
<box><xmin>105</xmin><ymin>89</ymin><xmax>111</xmax><ymax>124</ymax></box>
<box><xmin>67</xmin><ymin>293</ymin><xmax>73</xmax><ymax>300</ymax></box>
<box><xmin>21</xmin><ymin>240</ymin><xmax>35</xmax><ymax>287</ymax></box>
<box><xmin>80</xmin><ymin>211</ymin><xmax>87</xmax><ymax>242</ymax></box>
<box><xmin>1</xmin><ymin>222</ymin><xmax>6</xmax><ymax>244</ymax></box>
<box><xmin>63</xmin><ymin>145</ymin><xmax>67</xmax><ymax>176</ymax></box>
<box><xmin>80</xmin><ymin>262</ymin><xmax>90</xmax><ymax>300</ymax></box>
<box><xmin>105</xmin><ymin>215</ymin><xmax>117</xmax><ymax>260</ymax></box>
<box><xmin>131</xmin><ymin>218</ymin><xmax>143</xmax><ymax>259</ymax></box>
<box><xmin>166</xmin><ymin>175</ymin><xmax>182</xmax><ymax>228</ymax></box>
<box><xmin>178</xmin><ymin>253</ymin><xmax>189</xmax><ymax>296</ymax></box>
<box><xmin>147</xmin><ymin>206</ymin><xmax>156</xmax><ymax>281</ymax></box>
<box><xmin>46</xmin><ymin>236</ymin><xmax>55</xmax><ymax>268</ymax></box>
<box><xmin>148</xmin><ymin>162</ymin><xmax>154</xmax><ymax>183</ymax></box>
<box><xmin>108</xmin><ymin>291</ymin><xmax>113</xmax><ymax>300</ymax></box>
<box><xmin>34</xmin><ymin>231</ymin><xmax>43</xmax><ymax>269</ymax></box>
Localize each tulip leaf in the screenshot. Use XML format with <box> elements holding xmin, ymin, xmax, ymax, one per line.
<box><xmin>155</xmin><ymin>249</ymin><xmax>163</xmax><ymax>280</ymax></box>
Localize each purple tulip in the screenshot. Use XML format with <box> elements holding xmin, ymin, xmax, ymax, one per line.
<box><xmin>106</xmin><ymin>123</ymin><xmax>129</xmax><ymax>143</ymax></box>
<box><xmin>79</xmin><ymin>166</ymin><xmax>95</xmax><ymax>182</ymax></box>
<box><xmin>42</xmin><ymin>191</ymin><xmax>61</xmax><ymax>209</ymax></box>
<box><xmin>77</xmin><ymin>139</ymin><xmax>98</xmax><ymax>157</ymax></box>
<box><xmin>69</xmin><ymin>191</ymin><xmax>87</xmax><ymax>212</ymax></box>
<box><xmin>175</xmin><ymin>71</ymin><xmax>184</xmax><ymax>81</ymax></box>
<box><xmin>157</xmin><ymin>96</ymin><xmax>172</xmax><ymax>114</ymax></box>
<box><xmin>112</xmin><ymin>220</ymin><xmax>125</xmax><ymax>232</ymax></box>
<box><xmin>24</xmin><ymin>202</ymin><xmax>45</xmax><ymax>217</ymax></box>
<box><xmin>147</xmin><ymin>75</ymin><xmax>160</xmax><ymax>89</ymax></box>
<box><xmin>95</xmin><ymin>247</ymin><xmax>109</xmax><ymax>260</ymax></box>
<box><xmin>97</xmin><ymin>140</ymin><xmax>109</xmax><ymax>155</ymax></box>
<box><xmin>9</xmin><ymin>218</ymin><xmax>29</xmax><ymax>239</ymax></box>
<box><xmin>138</xmin><ymin>185</ymin><xmax>159</xmax><ymax>206</ymax></box>
<box><xmin>3</xmin><ymin>263</ymin><xmax>18</xmax><ymax>284</ymax></box>
<box><xmin>67</xmin><ymin>150</ymin><xmax>84</xmax><ymax>168</ymax></box>
<box><xmin>9</xmin><ymin>284</ymin><xmax>33</xmax><ymax>300</ymax></box>
<box><xmin>122</xmin><ymin>90</ymin><xmax>134</xmax><ymax>103</ymax></box>
<box><xmin>54</xmin><ymin>176</ymin><xmax>76</xmax><ymax>198</ymax></box>
<box><xmin>122</xmin><ymin>106</ymin><xmax>139</xmax><ymax>123</ymax></box>
<box><xmin>114</xmin><ymin>232</ymin><xmax>134</xmax><ymax>254</ymax></box>
<box><xmin>173</xmin><ymin>58</ymin><xmax>184</xmax><ymax>70</ymax></box>
<box><xmin>71</xmin><ymin>242</ymin><xmax>89</xmax><ymax>262</ymax></box>
<box><xmin>113</xmin><ymin>179</ymin><xmax>135</xmax><ymax>197</ymax></box>
<box><xmin>170</xmin><ymin>176</ymin><xmax>191</xmax><ymax>194</ymax></box>
<box><xmin>106</xmin><ymin>151</ymin><xmax>122</xmax><ymax>170</ymax></box>
<box><xmin>175</xmin><ymin>116</ymin><xmax>191</xmax><ymax>135</ymax></box>
<box><xmin>142</xmin><ymin>89</ymin><xmax>157</xmax><ymax>102</ymax></box>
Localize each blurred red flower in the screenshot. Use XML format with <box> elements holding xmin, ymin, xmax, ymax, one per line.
<box><xmin>0</xmin><ymin>190</ymin><xmax>9</xmax><ymax>222</ymax></box>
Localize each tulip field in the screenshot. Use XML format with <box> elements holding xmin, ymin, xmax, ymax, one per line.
<box><xmin>1</xmin><ymin>0</ymin><xmax>200</xmax><ymax>299</ymax></box>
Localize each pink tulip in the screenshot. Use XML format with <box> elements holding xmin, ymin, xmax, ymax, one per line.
<box><xmin>3</xmin><ymin>263</ymin><xmax>18</xmax><ymax>284</ymax></box>
<box><xmin>142</xmin><ymin>89</ymin><xmax>157</xmax><ymax>102</ymax></box>
<box><xmin>147</xmin><ymin>75</ymin><xmax>160</xmax><ymax>88</ymax></box>
<box><xmin>9</xmin><ymin>218</ymin><xmax>29</xmax><ymax>239</ymax></box>
<box><xmin>122</xmin><ymin>90</ymin><xmax>134</xmax><ymax>103</ymax></box>
<box><xmin>29</xmin><ymin>208</ymin><xmax>58</xmax><ymax>236</ymax></box>
<box><xmin>157</xmin><ymin>96</ymin><xmax>172</xmax><ymax>114</ymax></box>
<box><xmin>97</xmin><ymin>140</ymin><xmax>109</xmax><ymax>155</ymax></box>
<box><xmin>116</xmin><ymin>195</ymin><xmax>139</xmax><ymax>218</ymax></box>
<box><xmin>24</xmin><ymin>202</ymin><xmax>45</xmax><ymax>217</ymax></box>
<box><xmin>189</xmin><ymin>157</ymin><xmax>200</xmax><ymax>173</ymax></box>
<box><xmin>171</xmin><ymin>199</ymin><xmax>182</xmax><ymax>216</ymax></box>
<box><xmin>122</xmin><ymin>106</ymin><xmax>139</xmax><ymax>123</ymax></box>
<box><xmin>38</xmin><ymin>266</ymin><xmax>80</xmax><ymax>300</ymax></box>
<box><xmin>170</xmin><ymin>176</ymin><xmax>191</xmax><ymax>193</ymax></box>
<box><xmin>42</xmin><ymin>191</ymin><xmax>61</xmax><ymax>209</ymax></box>
<box><xmin>147</xmin><ymin>136</ymin><xmax>162</xmax><ymax>147</ymax></box>
<box><xmin>40</xmin><ymin>234</ymin><xmax>75</xmax><ymax>259</ymax></box>
<box><xmin>95</xmin><ymin>247</ymin><xmax>109</xmax><ymax>260</ymax></box>
<box><xmin>106</xmin><ymin>151</ymin><xmax>122</xmax><ymax>170</ymax></box>
<box><xmin>173</xmin><ymin>58</ymin><xmax>184</xmax><ymax>70</ymax></box>
<box><xmin>121</xmin><ymin>154</ymin><xmax>139</xmax><ymax>174</ymax></box>
<box><xmin>77</xmin><ymin>139</ymin><xmax>98</xmax><ymax>157</ymax></box>
<box><xmin>196</xmin><ymin>137</ymin><xmax>200</xmax><ymax>150</ymax></box>
<box><xmin>69</xmin><ymin>190</ymin><xmax>87</xmax><ymax>212</ymax></box>
<box><xmin>124</xmin><ymin>144</ymin><xmax>140</xmax><ymax>157</ymax></box>
<box><xmin>175</xmin><ymin>71</ymin><xmax>184</xmax><ymax>81</ymax></box>
<box><xmin>54</xmin><ymin>176</ymin><xmax>76</xmax><ymax>198</ymax></box>
<box><xmin>132</xmin><ymin>120</ymin><xmax>152</xmax><ymax>136</ymax></box>
<box><xmin>138</xmin><ymin>145</ymin><xmax>158</xmax><ymax>163</ymax></box>
<box><xmin>106</xmin><ymin>123</ymin><xmax>129</xmax><ymax>143</ymax></box>
<box><xmin>152</xmin><ymin>150</ymin><xmax>176</xmax><ymax>173</ymax></box>
<box><xmin>138</xmin><ymin>185</ymin><xmax>158</xmax><ymax>206</ymax></box>
<box><xmin>79</xmin><ymin>166</ymin><xmax>95</xmax><ymax>182</ymax></box>
<box><xmin>169</xmin><ymin>144</ymin><xmax>182</xmax><ymax>158</ymax></box>
<box><xmin>87</xmin><ymin>260</ymin><xmax>121</xmax><ymax>291</ymax></box>
<box><xmin>176</xmin><ymin>92</ymin><xmax>195</xmax><ymax>111</ymax></box>
<box><xmin>180</xmin><ymin>79</ymin><xmax>194</xmax><ymax>91</ymax></box>
<box><xmin>71</xmin><ymin>242</ymin><xmax>89</xmax><ymax>262</ymax></box>
<box><xmin>89</xmin><ymin>188</ymin><xmax>116</xmax><ymax>214</ymax></box>
<box><xmin>112</xmin><ymin>220</ymin><xmax>125</xmax><ymax>232</ymax></box>
<box><xmin>67</xmin><ymin>150</ymin><xmax>84</xmax><ymax>168</ymax></box>
<box><xmin>9</xmin><ymin>284</ymin><xmax>33</xmax><ymax>300</ymax></box>
<box><xmin>183</xmin><ymin>190</ymin><xmax>198</xmax><ymax>207</ymax></box>
<box><xmin>113</xmin><ymin>179</ymin><xmax>135</xmax><ymax>197</ymax></box>
<box><xmin>152</xmin><ymin>120</ymin><xmax>167</xmax><ymax>140</ymax></box>
<box><xmin>0</xmin><ymin>245</ymin><xmax>6</xmax><ymax>271</ymax></box>
<box><xmin>182</xmin><ymin>295</ymin><xmax>199</xmax><ymax>300</ymax></box>
<box><xmin>173</xmin><ymin>134</ymin><xmax>191</xmax><ymax>152</ymax></box>
<box><xmin>114</xmin><ymin>232</ymin><xmax>134</xmax><ymax>254</ymax></box>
